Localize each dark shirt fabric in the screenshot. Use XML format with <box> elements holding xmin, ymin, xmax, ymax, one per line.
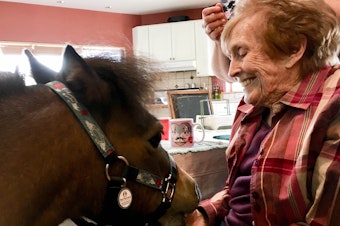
<box><xmin>226</xmin><ymin>120</ymin><xmax>271</xmax><ymax>226</ymax></box>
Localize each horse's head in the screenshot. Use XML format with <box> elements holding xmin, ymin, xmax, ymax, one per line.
<box><xmin>24</xmin><ymin>46</ymin><xmax>200</xmax><ymax>226</ymax></box>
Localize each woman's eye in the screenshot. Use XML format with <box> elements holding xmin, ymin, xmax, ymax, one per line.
<box><xmin>229</xmin><ymin>46</ymin><xmax>247</xmax><ymax>60</ymax></box>
<box><xmin>148</xmin><ymin>132</ymin><xmax>161</xmax><ymax>148</ymax></box>
<box><xmin>238</xmin><ymin>47</ymin><xmax>247</xmax><ymax>58</ymax></box>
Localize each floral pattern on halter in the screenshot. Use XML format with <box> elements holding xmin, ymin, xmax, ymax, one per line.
<box><xmin>46</xmin><ymin>81</ymin><xmax>115</xmax><ymax>159</ymax></box>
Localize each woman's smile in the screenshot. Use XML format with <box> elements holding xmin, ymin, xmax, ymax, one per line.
<box><xmin>240</xmin><ymin>77</ymin><xmax>256</xmax><ymax>87</ymax></box>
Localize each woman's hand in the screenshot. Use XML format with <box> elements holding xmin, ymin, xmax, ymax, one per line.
<box><xmin>202</xmin><ymin>3</ymin><xmax>228</xmax><ymax>42</ymax></box>
<box><xmin>185</xmin><ymin>209</ymin><xmax>208</xmax><ymax>226</ymax></box>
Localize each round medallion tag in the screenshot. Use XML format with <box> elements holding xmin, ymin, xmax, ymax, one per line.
<box><xmin>117</xmin><ymin>187</ymin><xmax>133</xmax><ymax>209</ymax></box>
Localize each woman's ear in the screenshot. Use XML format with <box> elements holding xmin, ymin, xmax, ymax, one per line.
<box><xmin>285</xmin><ymin>36</ymin><xmax>307</xmax><ymax>69</ymax></box>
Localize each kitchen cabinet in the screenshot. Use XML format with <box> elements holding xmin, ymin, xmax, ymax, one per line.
<box><xmin>132</xmin><ymin>25</ymin><xmax>149</xmax><ymax>58</ymax></box>
<box><xmin>194</xmin><ymin>20</ymin><xmax>215</xmax><ymax>76</ymax></box>
<box><xmin>132</xmin><ymin>20</ymin><xmax>214</xmax><ymax>75</ymax></box>
<box><xmin>148</xmin><ymin>21</ymin><xmax>196</xmax><ymax>62</ymax></box>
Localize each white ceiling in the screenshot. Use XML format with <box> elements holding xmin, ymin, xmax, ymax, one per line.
<box><xmin>3</xmin><ymin>0</ymin><xmax>217</xmax><ymax>15</ymax></box>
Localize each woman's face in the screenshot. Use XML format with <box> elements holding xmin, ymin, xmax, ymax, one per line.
<box><xmin>324</xmin><ymin>0</ymin><xmax>340</xmax><ymax>22</ymax></box>
<box><xmin>224</xmin><ymin>13</ymin><xmax>301</xmax><ymax>107</ymax></box>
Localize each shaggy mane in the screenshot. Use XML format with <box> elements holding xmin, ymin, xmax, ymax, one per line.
<box><xmin>0</xmin><ymin>72</ymin><xmax>26</xmax><ymax>97</ymax></box>
<box><xmin>84</xmin><ymin>55</ymin><xmax>155</xmax><ymax>109</ymax></box>
<box><xmin>0</xmin><ymin>55</ymin><xmax>156</xmax><ymax>111</ymax></box>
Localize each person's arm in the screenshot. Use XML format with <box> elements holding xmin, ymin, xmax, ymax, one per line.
<box><xmin>202</xmin><ymin>3</ymin><xmax>236</xmax><ymax>82</ymax></box>
<box><xmin>287</xmin><ymin>68</ymin><xmax>340</xmax><ymax>225</ymax></box>
<box><xmin>185</xmin><ymin>188</ymin><xmax>230</xmax><ymax>226</ymax></box>
<box><xmin>211</xmin><ymin>42</ymin><xmax>235</xmax><ymax>82</ymax></box>
<box><xmin>185</xmin><ymin>208</ymin><xmax>208</xmax><ymax>226</ymax></box>
<box><xmin>202</xmin><ymin>3</ymin><xmax>226</xmax><ymax>42</ymax></box>
<box><xmin>306</xmin><ymin>69</ymin><xmax>340</xmax><ymax>225</ymax></box>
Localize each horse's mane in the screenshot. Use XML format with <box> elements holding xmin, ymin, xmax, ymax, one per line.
<box><xmin>83</xmin><ymin>55</ymin><xmax>155</xmax><ymax>110</ymax></box>
<box><xmin>0</xmin><ymin>72</ymin><xmax>26</xmax><ymax>97</ymax></box>
<box><xmin>0</xmin><ymin>55</ymin><xmax>156</xmax><ymax>112</ymax></box>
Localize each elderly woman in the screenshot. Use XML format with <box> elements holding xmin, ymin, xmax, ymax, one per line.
<box><xmin>186</xmin><ymin>0</ymin><xmax>340</xmax><ymax>225</ymax></box>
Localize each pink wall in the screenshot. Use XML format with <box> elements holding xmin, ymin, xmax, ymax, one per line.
<box><xmin>0</xmin><ymin>2</ymin><xmax>204</xmax><ymax>53</ymax></box>
<box><xmin>141</xmin><ymin>9</ymin><xmax>203</xmax><ymax>25</ymax></box>
<box><xmin>212</xmin><ymin>77</ymin><xmax>227</xmax><ymax>92</ymax></box>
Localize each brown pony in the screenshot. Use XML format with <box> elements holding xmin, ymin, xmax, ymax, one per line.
<box><xmin>0</xmin><ymin>45</ymin><xmax>200</xmax><ymax>226</ymax></box>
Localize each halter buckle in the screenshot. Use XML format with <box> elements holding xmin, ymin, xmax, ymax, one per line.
<box><xmin>162</xmin><ymin>176</ymin><xmax>176</xmax><ymax>203</ymax></box>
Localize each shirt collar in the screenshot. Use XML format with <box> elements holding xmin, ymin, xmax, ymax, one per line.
<box><xmin>280</xmin><ymin>66</ymin><xmax>333</xmax><ymax>110</ymax></box>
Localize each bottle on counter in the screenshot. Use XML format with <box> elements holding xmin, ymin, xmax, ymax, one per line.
<box><xmin>213</xmin><ymin>84</ymin><xmax>221</xmax><ymax>100</ymax></box>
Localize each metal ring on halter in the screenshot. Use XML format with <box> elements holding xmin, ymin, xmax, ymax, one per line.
<box><xmin>117</xmin><ymin>155</ymin><xmax>129</xmax><ymax>165</ymax></box>
<box><xmin>105</xmin><ymin>155</ymin><xmax>130</xmax><ymax>181</ymax></box>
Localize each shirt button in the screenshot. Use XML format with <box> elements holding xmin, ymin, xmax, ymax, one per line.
<box><xmin>254</xmin><ymin>160</ymin><xmax>259</xmax><ymax>166</ymax></box>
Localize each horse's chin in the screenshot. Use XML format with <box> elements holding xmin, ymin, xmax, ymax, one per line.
<box><xmin>157</xmin><ymin>213</ymin><xmax>185</xmax><ymax>226</ymax></box>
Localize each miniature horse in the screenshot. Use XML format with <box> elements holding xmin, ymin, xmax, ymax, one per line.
<box><xmin>0</xmin><ymin>45</ymin><xmax>200</xmax><ymax>226</ymax></box>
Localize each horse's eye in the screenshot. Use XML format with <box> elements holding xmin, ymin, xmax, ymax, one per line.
<box><xmin>148</xmin><ymin>132</ymin><xmax>162</xmax><ymax>148</ymax></box>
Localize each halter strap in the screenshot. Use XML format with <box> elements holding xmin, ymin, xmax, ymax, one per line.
<box><xmin>46</xmin><ymin>81</ymin><xmax>177</xmax><ymax>224</ymax></box>
<box><xmin>46</xmin><ymin>81</ymin><xmax>175</xmax><ymax>188</ymax></box>
<box><xmin>46</xmin><ymin>81</ymin><xmax>114</xmax><ymax>160</ymax></box>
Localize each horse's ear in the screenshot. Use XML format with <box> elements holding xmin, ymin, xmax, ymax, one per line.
<box><xmin>60</xmin><ymin>45</ymin><xmax>110</xmax><ymax>105</ymax></box>
<box><xmin>60</xmin><ymin>45</ymin><xmax>89</xmax><ymax>80</ymax></box>
<box><xmin>24</xmin><ymin>49</ymin><xmax>57</xmax><ymax>84</ymax></box>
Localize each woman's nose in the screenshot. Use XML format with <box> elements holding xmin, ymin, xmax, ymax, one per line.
<box><xmin>228</xmin><ymin>59</ymin><xmax>241</xmax><ymax>78</ymax></box>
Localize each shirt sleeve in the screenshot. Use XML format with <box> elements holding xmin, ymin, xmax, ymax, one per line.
<box><xmin>198</xmin><ymin>187</ymin><xmax>230</xmax><ymax>226</ymax></box>
<box><xmin>306</xmin><ymin>111</ymin><xmax>340</xmax><ymax>225</ymax></box>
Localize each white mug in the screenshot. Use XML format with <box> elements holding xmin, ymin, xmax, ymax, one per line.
<box><xmin>169</xmin><ymin>118</ymin><xmax>205</xmax><ymax>148</ymax></box>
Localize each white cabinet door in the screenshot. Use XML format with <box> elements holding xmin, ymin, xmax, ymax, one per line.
<box><xmin>148</xmin><ymin>23</ymin><xmax>172</xmax><ymax>62</ymax></box>
<box><xmin>171</xmin><ymin>21</ymin><xmax>196</xmax><ymax>61</ymax></box>
<box><xmin>194</xmin><ymin>20</ymin><xmax>215</xmax><ymax>76</ymax></box>
<box><xmin>132</xmin><ymin>26</ymin><xmax>150</xmax><ymax>58</ymax></box>
<box><xmin>133</xmin><ymin>21</ymin><xmax>203</xmax><ymax>73</ymax></box>
<box><xmin>148</xmin><ymin>21</ymin><xmax>196</xmax><ymax>62</ymax></box>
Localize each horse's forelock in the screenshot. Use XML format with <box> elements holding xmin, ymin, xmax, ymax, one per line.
<box><xmin>85</xmin><ymin>56</ymin><xmax>155</xmax><ymax>109</ymax></box>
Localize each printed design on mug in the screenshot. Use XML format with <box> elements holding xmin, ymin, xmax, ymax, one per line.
<box><xmin>171</xmin><ymin>122</ymin><xmax>193</xmax><ymax>146</ymax></box>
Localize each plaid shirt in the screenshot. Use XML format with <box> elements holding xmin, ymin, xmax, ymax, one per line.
<box><xmin>200</xmin><ymin>66</ymin><xmax>340</xmax><ymax>226</ymax></box>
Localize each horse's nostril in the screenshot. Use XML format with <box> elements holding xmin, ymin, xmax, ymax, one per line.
<box><xmin>195</xmin><ymin>182</ymin><xmax>202</xmax><ymax>201</ymax></box>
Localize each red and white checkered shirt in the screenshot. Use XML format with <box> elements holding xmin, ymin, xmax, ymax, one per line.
<box><xmin>200</xmin><ymin>65</ymin><xmax>340</xmax><ymax>226</ymax></box>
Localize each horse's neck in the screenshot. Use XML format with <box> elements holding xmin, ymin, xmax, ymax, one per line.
<box><xmin>0</xmin><ymin>94</ymin><xmax>107</xmax><ymax>225</ymax></box>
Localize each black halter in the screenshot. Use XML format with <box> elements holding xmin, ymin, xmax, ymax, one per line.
<box><xmin>46</xmin><ymin>81</ymin><xmax>177</xmax><ymax>225</ymax></box>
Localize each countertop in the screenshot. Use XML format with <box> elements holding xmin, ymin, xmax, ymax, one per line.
<box><xmin>161</xmin><ymin>129</ymin><xmax>230</xmax><ymax>154</ymax></box>
<box><xmin>162</xmin><ymin>129</ymin><xmax>230</xmax><ymax>199</ymax></box>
